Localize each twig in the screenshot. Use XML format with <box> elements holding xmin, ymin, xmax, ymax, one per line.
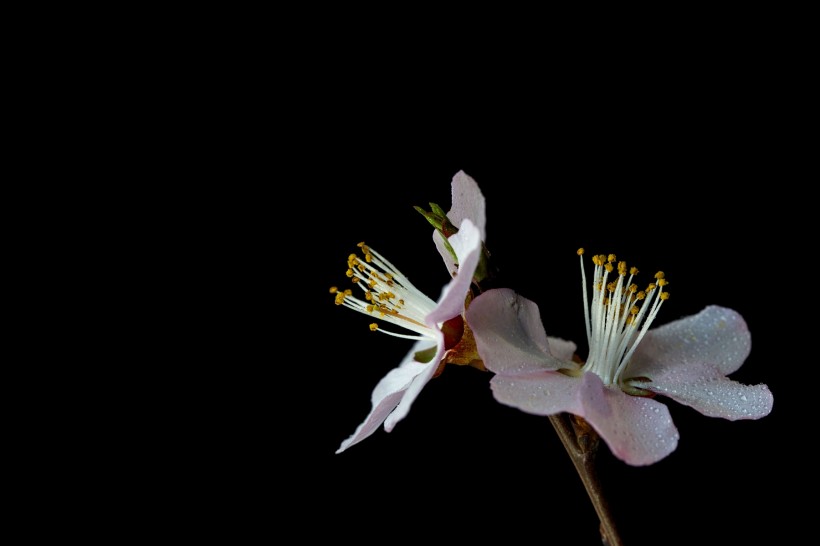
<box><xmin>549</xmin><ymin>413</ymin><xmax>622</xmax><ymax>546</ymax></box>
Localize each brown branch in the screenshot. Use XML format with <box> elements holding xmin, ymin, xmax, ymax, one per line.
<box><xmin>549</xmin><ymin>413</ymin><xmax>622</xmax><ymax>546</ymax></box>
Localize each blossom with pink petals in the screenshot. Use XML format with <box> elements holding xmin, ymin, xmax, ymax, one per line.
<box><xmin>332</xmin><ymin>171</ymin><xmax>486</xmax><ymax>453</ymax></box>
<box><xmin>466</xmin><ymin>249</ymin><xmax>773</xmax><ymax>465</ymax></box>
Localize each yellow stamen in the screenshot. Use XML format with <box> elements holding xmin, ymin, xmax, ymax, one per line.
<box><xmin>331</xmin><ymin>242</ymin><xmax>439</xmax><ymax>339</ymax></box>
<box><xmin>579</xmin><ymin>249</ymin><xmax>672</xmax><ymax>387</ymax></box>
<box><xmin>607</xmin><ymin>281</ymin><xmax>617</xmax><ymax>293</ymax></box>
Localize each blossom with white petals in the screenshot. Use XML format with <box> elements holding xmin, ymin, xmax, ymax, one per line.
<box><xmin>332</xmin><ymin>171</ymin><xmax>486</xmax><ymax>454</ymax></box>
<box><xmin>466</xmin><ymin>249</ymin><xmax>773</xmax><ymax>466</ymax></box>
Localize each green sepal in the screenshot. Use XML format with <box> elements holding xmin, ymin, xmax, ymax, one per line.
<box><xmin>429</xmin><ymin>202</ymin><xmax>448</xmax><ymax>218</ymax></box>
<box><xmin>621</xmin><ymin>377</ymin><xmax>655</xmax><ymax>397</ymax></box>
<box><xmin>414</xmin><ymin>203</ymin><xmax>459</xmax><ymax>264</ymax></box>
<box><xmin>414</xmin><ymin>345</ymin><xmax>437</xmax><ymax>363</ymax></box>
<box><xmin>414</xmin><ymin>201</ymin><xmax>498</xmax><ymax>292</ymax></box>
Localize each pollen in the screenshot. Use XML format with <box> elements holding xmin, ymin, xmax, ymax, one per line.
<box><xmin>369</xmin><ymin>323</ymin><xmax>378</xmax><ymax>331</ymax></box>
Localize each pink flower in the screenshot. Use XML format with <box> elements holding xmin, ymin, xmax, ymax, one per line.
<box><xmin>333</xmin><ymin>171</ymin><xmax>486</xmax><ymax>453</ymax></box>
<box><xmin>466</xmin><ymin>250</ymin><xmax>773</xmax><ymax>465</ymax></box>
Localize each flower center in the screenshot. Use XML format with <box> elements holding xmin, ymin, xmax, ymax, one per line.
<box><xmin>330</xmin><ymin>242</ymin><xmax>438</xmax><ymax>340</ymax></box>
<box><xmin>577</xmin><ymin>248</ymin><xmax>670</xmax><ymax>387</ymax></box>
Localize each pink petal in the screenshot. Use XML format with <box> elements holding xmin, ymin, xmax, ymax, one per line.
<box><xmin>426</xmin><ymin>219</ymin><xmax>482</xmax><ymax>326</ymax></box>
<box><xmin>467</xmin><ymin>288</ymin><xmax>565</xmax><ymax>375</ymax></box>
<box><xmin>447</xmin><ymin>170</ymin><xmax>487</xmax><ymax>240</ymax></box>
<box><xmin>547</xmin><ymin>336</ymin><xmax>578</xmax><ymax>362</ymax></box>
<box><xmin>627</xmin><ymin>305</ymin><xmax>751</xmax><ymax>378</ymax></box>
<box><xmin>490</xmin><ymin>370</ymin><xmax>585</xmax><ymax>415</ymax></box>
<box><xmin>433</xmin><ymin>170</ymin><xmax>486</xmax><ymax>273</ymax></box>
<box><xmin>577</xmin><ymin>373</ymin><xmax>680</xmax><ymax>466</ymax></box>
<box><xmin>384</xmin><ymin>337</ymin><xmax>444</xmax><ymax>431</ymax></box>
<box><xmin>636</xmin><ymin>361</ymin><xmax>773</xmax><ymax>420</ymax></box>
<box><xmin>433</xmin><ymin>231</ymin><xmax>458</xmax><ymax>278</ymax></box>
<box><xmin>336</xmin><ymin>339</ymin><xmax>439</xmax><ymax>454</ymax></box>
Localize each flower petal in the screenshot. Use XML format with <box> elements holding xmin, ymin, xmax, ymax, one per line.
<box><xmin>636</xmin><ymin>361</ymin><xmax>773</xmax><ymax>420</ymax></box>
<box><xmin>426</xmin><ymin>219</ymin><xmax>482</xmax><ymax>326</ymax></box>
<box><xmin>433</xmin><ymin>170</ymin><xmax>486</xmax><ymax>274</ymax></box>
<box><xmin>447</xmin><ymin>170</ymin><xmax>486</xmax><ymax>240</ymax></box>
<box><xmin>467</xmin><ymin>288</ymin><xmax>565</xmax><ymax>375</ymax></box>
<box><xmin>384</xmin><ymin>337</ymin><xmax>444</xmax><ymax>432</ymax></box>
<box><xmin>336</xmin><ymin>339</ymin><xmax>438</xmax><ymax>454</ymax></box>
<box><xmin>547</xmin><ymin>336</ymin><xmax>578</xmax><ymax>362</ymax></box>
<box><xmin>626</xmin><ymin>305</ymin><xmax>751</xmax><ymax>378</ymax></box>
<box><xmin>433</xmin><ymin>231</ymin><xmax>458</xmax><ymax>278</ymax></box>
<box><xmin>490</xmin><ymin>370</ymin><xmax>584</xmax><ymax>415</ymax></box>
<box><xmin>577</xmin><ymin>373</ymin><xmax>680</xmax><ymax>466</ymax></box>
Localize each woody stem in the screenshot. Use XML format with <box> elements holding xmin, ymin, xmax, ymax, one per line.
<box><xmin>549</xmin><ymin>412</ymin><xmax>622</xmax><ymax>546</ymax></box>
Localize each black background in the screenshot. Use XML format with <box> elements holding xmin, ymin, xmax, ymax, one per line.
<box><xmin>25</xmin><ymin>17</ymin><xmax>813</xmax><ymax>545</ymax></box>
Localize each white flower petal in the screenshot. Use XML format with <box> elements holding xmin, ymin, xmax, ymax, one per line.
<box><xmin>433</xmin><ymin>170</ymin><xmax>486</xmax><ymax>273</ymax></box>
<box><xmin>433</xmin><ymin>231</ymin><xmax>458</xmax><ymax>278</ymax></box>
<box><xmin>384</xmin><ymin>334</ymin><xmax>445</xmax><ymax>431</ymax></box>
<box><xmin>336</xmin><ymin>339</ymin><xmax>437</xmax><ymax>453</ymax></box>
<box><xmin>447</xmin><ymin>170</ymin><xmax>486</xmax><ymax>240</ymax></box>
<box><xmin>427</xmin><ymin>219</ymin><xmax>482</xmax><ymax>326</ymax></box>
<box><xmin>637</xmin><ymin>361</ymin><xmax>773</xmax><ymax>420</ymax></box>
<box><xmin>627</xmin><ymin>305</ymin><xmax>751</xmax><ymax>378</ymax></box>
<box><xmin>490</xmin><ymin>371</ymin><xmax>584</xmax><ymax>415</ymax></box>
<box><xmin>547</xmin><ymin>336</ymin><xmax>578</xmax><ymax>362</ymax></box>
<box><xmin>467</xmin><ymin>288</ymin><xmax>565</xmax><ymax>375</ymax></box>
<box><xmin>577</xmin><ymin>373</ymin><xmax>680</xmax><ymax>466</ymax></box>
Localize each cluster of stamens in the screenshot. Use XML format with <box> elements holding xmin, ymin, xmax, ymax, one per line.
<box><xmin>329</xmin><ymin>242</ymin><xmax>438</xmax><ymax>340</ymax></box>
<box><xmin>577</xmin><ymin>249</ymin><xmax>670</xmax><ymax>387</ymax></box>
